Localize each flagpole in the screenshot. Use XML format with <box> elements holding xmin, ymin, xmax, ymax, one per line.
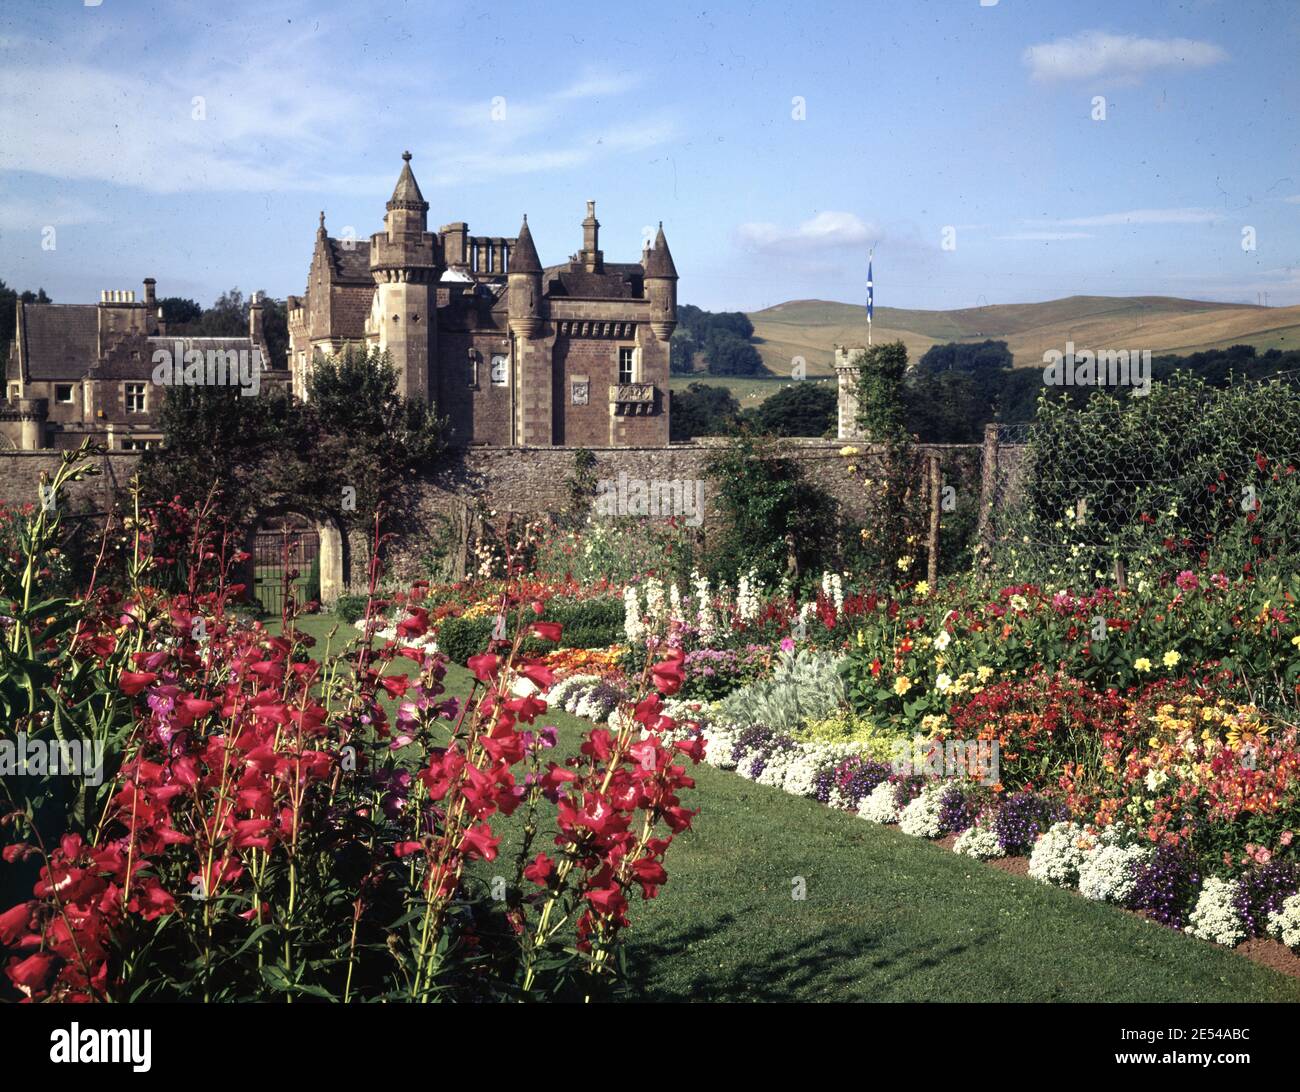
<box><xmin>867</xmin><ymin>247</ymin><xmax>873</xmax><ymax>346</ymax></box>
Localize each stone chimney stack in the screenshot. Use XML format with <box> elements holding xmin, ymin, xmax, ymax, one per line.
<box><xmin>143</xmin><ymin>277</ymin><xmax>156</xmax><ymax>306</ymax></box>
<box><xmin>249</xmin><ymin>290</ymin><xmax>264</xmax><ymax>344</ymax></box>
<box><xmin>579</xmin><ymin>200</ymin><xmax>603</xmax><ymax>272</ymax></box>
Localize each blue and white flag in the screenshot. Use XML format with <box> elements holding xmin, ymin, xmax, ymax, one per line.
<box><xmin>866</xmin><ymin>258</ymin><xmax>874</xmax><ymax>321</ymax></box>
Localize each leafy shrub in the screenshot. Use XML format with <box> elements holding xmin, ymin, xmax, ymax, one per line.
<box><xmin>335</xmin><ymin>594</ymin><xmax>370</xmax><ymax>624</ymax></box>
<box><xmin>717</xmin><ymin>648</ymin><xmax>847</xmax><ymax>732</ymax></box>
<box><xmin>438</xmin><ymin>597</ymin><xmax>624</xmax><ymax>666</ymax></box>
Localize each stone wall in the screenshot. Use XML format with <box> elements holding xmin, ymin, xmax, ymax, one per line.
<box><xmin>0</xmin><ymin>438</ymin><xmax>1025</xmax><ymax>595</ymax></box>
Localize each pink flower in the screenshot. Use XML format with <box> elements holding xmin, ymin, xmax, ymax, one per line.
<box><xmin>779</xmin><ymin>637</ymin><xmax>795</xmax><ymax>653</ymax></box>
<box><xmin>1174</xmin><ymin>570</ymin><xmax>1199</xmax><ymax>591</ymax></box>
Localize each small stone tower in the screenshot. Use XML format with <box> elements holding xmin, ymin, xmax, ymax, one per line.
<box><xmin>507</xmin><ymin>215</ymin><xmax>543</xmax><ymax>339</ymax></box>
<box><xmin>370</xmin><ymin>151</ymin><xmax>439</xmax><ymax>401</ymax></box>
<box><xmin>835</xmin><ymin>344</ymin><xmax>866</xmax><ymax>440</ymax></box>
<box><xmin>644</xmin><ymin>222</ymin><xmax>678</xmax><ymax>341</ymax></box>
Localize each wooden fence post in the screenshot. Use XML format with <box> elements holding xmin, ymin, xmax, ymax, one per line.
<box><xmin>927</xmin><ymin>453</ymin><xmax>941</xmax><ymax>586</ymax></box>
<box><xmin>977</xmin><ymin>422</ymin><xmax>999</xmax><ymax>563</ymax></box>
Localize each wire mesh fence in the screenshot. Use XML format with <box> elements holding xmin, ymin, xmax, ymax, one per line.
<box><xmin>981</xmin><ymin>370</ymin><xmax>1300</xmax><ymax>586</ymax></box>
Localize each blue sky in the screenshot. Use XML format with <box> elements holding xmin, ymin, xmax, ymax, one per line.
<box><xmin>1</xmin><ymin>0</ymin><xmax>1297</xmax><ymax>312</ymax></box>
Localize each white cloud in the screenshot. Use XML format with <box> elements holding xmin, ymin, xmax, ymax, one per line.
<box><xmin>736</xmin><ymin>211</ymin><xmax>876</xmax><ymax>253</ymax></box>
<box><xmin>1023</xmin><ymin>32</ymin><xmax>1227</xmax><ymax>84</ymax></box>
<box><xmin>0</xmin><ymin>195</ymin><xmax>105</xmax><ymax>231</ymax></box>
<box><xmin>1285</xmin><ymin>194</ymin><xmax>1300</xmax><ymax>204</ymax></box>
<box><xmin>1045</xmin><ymin>208</ymin><xmax>1225</xmax><ymax>227</ymax></box>
<box><xmin>0</xmin><ymin>29</ymin><xmax>671</xmax><ymax>197</ymax></box>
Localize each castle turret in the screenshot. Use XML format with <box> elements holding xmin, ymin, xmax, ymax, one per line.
<box><xmin>369</xmin><ymin>151</ymin><xmax>439</xmax><ymax>402</ymax></box>
<box><xmin>508</xmin><ymin>215</ymin><xmax>543</xmax><ymax>339</ymax></box>
<box><xmin>644</xmin><ymin>222</ymin><xmax>677</xmax><ymax>340</ymax></box>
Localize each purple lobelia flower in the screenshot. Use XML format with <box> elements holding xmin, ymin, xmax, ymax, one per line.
<box><xmin>1127</xmin><ymin>843</ymin><xmax>1200</xmax><ymax>929</ymax></box>
<box><xmin>1233</xmin><ymin>861</ymin><xmax>1299</xmax><ymax>937</ymax></box>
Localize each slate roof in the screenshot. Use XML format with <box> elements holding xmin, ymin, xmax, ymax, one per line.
<box><xmin>16</xmin><ymin>303</ymin><xmax>98</xmax><ymax>380</ymax></box>
<box><xmin>327</xmin><ymin>237</ymin><xmax>372</xmax><ymax>283</ymax></box>
<box><xmin>545</xmin><ymin>262</ymin><xmax>645</xmax><ymax>300</ymax></box>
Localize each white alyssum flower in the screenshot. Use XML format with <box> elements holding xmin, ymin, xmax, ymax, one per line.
<box><xmin>954</xmin><ymin>821</ymin><xmax>1005</xmax><ymax>860</ymax></box>
<box><xmin>1268</xmin><ymin>892</ymin><xmax>1300</xmax><ymax>950</ymax></box>
<box><xmin>1187</xmin><ymin>877</ymin><xmax>1247</xmax><ymax>947</ymax></box>
<box><xmin>898</xmin><ymin>782</ymin><xmax>949</xmax><ymax>839</ymax></box>
<box><xmin>1077</xmin><ymin>843</ymin><xmax>1150</xmax><ymax>904</ymax></box>
<box><xmin>858</xmin><ymin>781</ymin><xmax>903</xmax><ymax>824</ymax></box>
<box><xmin>668</xmin><ymin>582</ymin><xmax>684</xmax><ymax>626</ymax></box>
<box><xmin>1027</xmin><ymin>821</ymin><xmax>1095</xmax><ymax>887</ymax></box>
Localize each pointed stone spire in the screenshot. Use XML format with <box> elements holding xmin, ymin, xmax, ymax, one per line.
<box><xmin>510</xmin><ymin>214</ymin><xmax>542</xmax><ymax>274</ymax></box>
<box><xmin>645</xmin><ymin>221</ymin><xmax>677</xmax><ymax>279</ymax></box>
<box><xmin>388</xmin><ymin>150</ymin><xmax>428</xmax><ymax>210</ymax></box>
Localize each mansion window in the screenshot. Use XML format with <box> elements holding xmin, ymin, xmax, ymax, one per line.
<box><xmin>618</xmin><ymin>346</ymin><xmax>635</xmax><ymax>385</ymax></box>
<box><xmin>125</xmin><ymin>383</ymin><xmax>147</xmax><ymax>413</ymax></box>
<box><xmin>55</xmin><ymin>384</ymin><xmax>75</xmax><ymax>404</ymax></box>
<box><xmin>120</xmin><ymin>439</ymin><xmax>155</xmax><ymax>452</ymax></box>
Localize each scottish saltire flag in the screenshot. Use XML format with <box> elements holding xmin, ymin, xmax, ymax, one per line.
<box><xmin>866</xmin><ymin>259</ymin><xmax>874</xmax><ymax>321</ymax></box>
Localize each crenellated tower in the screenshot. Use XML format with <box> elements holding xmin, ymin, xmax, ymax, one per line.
<box><xmin>369</xmin><ymin>151</ymin><xmax>439</xmax><ymax>401</ymax></box>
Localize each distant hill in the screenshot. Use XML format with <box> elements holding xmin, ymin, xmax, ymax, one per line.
<box><xmin>745</xmin><ymin>295</ymin><xmax>1300</xmax><ymax>378</ymax></box>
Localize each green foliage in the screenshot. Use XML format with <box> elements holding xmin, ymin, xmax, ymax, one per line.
<box><xmin>669</xmin><ymin>382</ymin><xmax>741</xmax><ymax>440</ymax></box>
<box><xmin>564</xmin><ymin>448</ymin><xmax>599</xmax><ymax>525</ymax></box>
<box><xmin>335</xmin><ymin>594</ymin><xmax>370</xmax><ymax>624</ymax></box>
<box><xmin>996</xmin><ymin>371</ymin><xmax>1300</xmax><ymax>582</ymax></box>
<box><xmin>743</xmin><ymin>381</ymin><xmax>835</xmax><ymax>437</ymax></box>
<box><xmin>853</xmin><ymin>341</ymin><xmax>910</xmax><ymax>442</ymax></box>
<box><xmin>532</xmin><ymin>518</ymin><xmax>701</xmax><ymax>588</ymax></box>
<box><xmin>705</xmin><ymin>430</ymin><xmax>839</xmax><ymax>584</ymax></box>
<box><xmin>716</xmin><ymin>649</ymin><xmax>848</xmax><ymax>731</ymax></box>
<box><xmin>438</xmin><ymin>597</ymin><xmax>624</xmax><ymax>665</ymax></box>
<box><xmin>704</xmin><ymin>332</ymin><xmax>765</xmax><ymax>376</ymax></box>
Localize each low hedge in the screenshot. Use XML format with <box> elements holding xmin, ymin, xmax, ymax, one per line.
<box><xmin>438</xmin><ymin>597</ymin><xmax>623</xmax><ymax>665</ymax></box>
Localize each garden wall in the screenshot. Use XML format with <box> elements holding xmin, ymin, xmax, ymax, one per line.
<box><xmin>0</xmin><ymin>438</ymin><xmax>1027</xmax><ymax>594</ymax></box>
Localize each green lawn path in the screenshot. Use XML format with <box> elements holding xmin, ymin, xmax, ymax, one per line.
<box><xmin>279</xmin><ymin>613</ymin><xmax>1300</xmax><ymax>1002</ymax></box>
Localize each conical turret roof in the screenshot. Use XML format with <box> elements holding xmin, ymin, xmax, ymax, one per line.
<box><xmin>645</xmin><ymin>222</ymin><xmax>677</xmax><ymax>279</ymax></box>
<box><xmin>510</xmin><ymin>215</ymin><xmax>542</xmax><ymax>273</ymax></box>
<box><xmin>388</xmin><ymin>151</ymin><xmax>428</xmax><ymax>209</ymax></box>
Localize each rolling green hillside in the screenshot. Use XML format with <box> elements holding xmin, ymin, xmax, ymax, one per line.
<box><xmin>741</xmin><ymin>295</ymin><xmax>1300</xmax><ymax>385</ymax></box>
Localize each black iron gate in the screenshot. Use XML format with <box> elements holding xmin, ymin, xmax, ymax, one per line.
<box><xmin>252</xmin><ymin>517</ymin><xmax>320</xmax><ymax>616</ymax></box>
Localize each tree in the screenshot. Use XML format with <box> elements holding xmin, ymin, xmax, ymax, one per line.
<box><xmin>669</xmin><ymin>331</ymin><xmax>698</xmax><ymax>374</ymax></box>
<box><xmin>670</xmin><ymin>382</ymin><xmax>741</xmax><ymax>440</ymax></box>
<box><xmin>854</xmin><ymin>341</ymin><xmax>910</xmax><ymax>442</ymax></box>
<box><xmin>704</xmin><ymin>332</ymin><xmax>764</xmax><ymax>376</ymax></box>
<box><xmin>744</xmin><ymin>381</ymin><xmax>836</xmax><ymax>437</ymax></box>
<box><xmin>304</xmin><ymin>348</ymin><xmax>445</xmax><ymax>537</ymax></box>
<box><xmin>157</xmin><ymin>297</ymin><xmax>203</xmax><ymax>328</ymax></box>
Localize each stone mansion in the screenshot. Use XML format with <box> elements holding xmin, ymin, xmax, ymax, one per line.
<box><xmin>287</xmin><ymin>152</ymin><xmax>678</xmax><ymax>447</ymax></box>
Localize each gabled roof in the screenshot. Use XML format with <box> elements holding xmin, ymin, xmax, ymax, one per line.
<box><xmin>326</xmin><ymin>237</ymin><xmax>372</xmax><ymax>282</ymax></box>
<box><xmin>16</xmin><ymin>303</ymin><xmax>98</xmax><ymax>380</ymax></box>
